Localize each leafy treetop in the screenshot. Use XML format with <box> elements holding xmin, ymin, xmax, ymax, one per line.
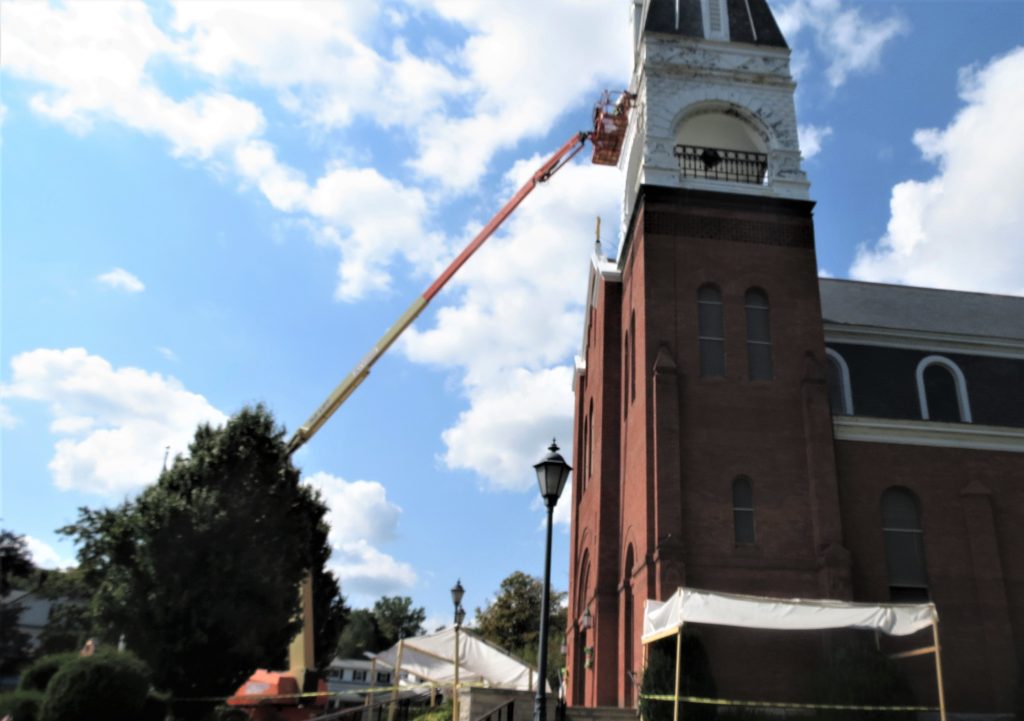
<box><xmin>60</xmin><ymin>404</ymin><xmax>347</xmax><ymax>715</ymax></box>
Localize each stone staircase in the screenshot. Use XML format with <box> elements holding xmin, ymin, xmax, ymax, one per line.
<box><xmin>565</xmin><ymin>706</ymin><xmax>638</xmax><ymax>721</ymax></box>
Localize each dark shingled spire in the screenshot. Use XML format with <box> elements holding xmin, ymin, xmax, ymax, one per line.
<box><xmin>644</xmin><ymin>0</ymin><xmax>789</xmax><ymax>48</ymax></box>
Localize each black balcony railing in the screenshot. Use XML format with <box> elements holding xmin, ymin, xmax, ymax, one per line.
<box><xmin>674</xmin><ymin>145</ymin><xmax>768</xmax><ymax>184</ymax></box>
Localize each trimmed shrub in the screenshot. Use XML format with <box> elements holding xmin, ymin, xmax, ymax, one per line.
<box><xmin>639</xmin><ymin>632</ymin><xmax>717</xmax><ymax>721</ymax></box>
<box><xmin>38</xmin><ymin>651</ymin><xmax>150</xmax><ymax>721</ymax></box>
<box><xmin>0</xmin><ymin>689</ymin><xmax>43</xmax><ymax>721</ymax></box>
<box><xmin>813</xmin><ymin>640</ymin><xmax>916</xmax><ymax>721</ymax></box>
<box><xmin>17</xmin><ymin>653</ymin><xmax>77</xmax><ymax>693</ymax></box>
<box><xmin>140</xmin><ymin>689</ymin><xmax>170</xmax><ymax>721</ymax></box>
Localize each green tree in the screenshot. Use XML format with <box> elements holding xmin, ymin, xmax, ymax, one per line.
<box><xmin>313</xmin><ymin>566</ymin><xmax>349</xmax><ymax>671</ymax></box>
<box><xmin>60</xmin><ymin>405</ymin><xmax>346</xmax><ymax>717</ymax></box>
<box><xmin>36</xmin><ymin>568</ymin><xmax>95</xmax><ymax>655</ymax></box>
<box><xmin>0</xmin><ymin>530</ymin><xmax>35</xmax><ymax>675</ymax></box>
<box><xmin>475</xmin><ymin>572</ymin><xmax>565</xmax><ymax>654</ymax></box>
<box><xmin>474</xmin><ymin>571</ymin><xmax>567</xmax><ymax>691</ymax></box>
<box><xmin>0</xmin><ymin>530</ymin><xmax>35</xmax><ymax>594</ymax></box>
<box><xmin>336</xmin><ymin>609</ymin><xmax>383</xmax><ymax>658</ymax></box>
<box><xmin>373</xmin><ymin>596</ymin><xmax>426</xmax><ymax>647</ymax></box>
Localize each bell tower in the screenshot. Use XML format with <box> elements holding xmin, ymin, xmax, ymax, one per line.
<box><xmin>568</xmin><ymin>0</ymin><xmax>850</xmax><ymax>708</ymax></box>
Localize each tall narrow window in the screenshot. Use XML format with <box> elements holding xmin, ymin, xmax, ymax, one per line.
<box><xmin>622</xmin><ymin>546</ymin><xmax>635</xmax><ymax>706</ymax></box>
<box><xmin>825</xmin><ymin>349</ymin><xmax>853</xmax><ymax>415</ymax></box>
<box><xmin>916</xmin><ymin>356</ymin><xmax>971</xmax><ymax>423</ymax></box>
<box><xmin>745</xmin><ymin>288</ymin><xmax>772</xmax><ymax>380</ymax></box>
<box><xmin>580</xmin><ymin>414</ymin><xmax>588</xmax><ymax>494</ymax></box>
<box><xmin>630</xmin><ymin>311</ymin><xmax>637</xmax><ymax>402</ymax></box>
<box><xmin>881</xmin><ymin>487</ymin><xmax>929</xmax><ymax>602</ymax></box>
<box><xmin>587</xmin><ymin>400</ymin><xmax>594</xmax><ymax>484</ymax></box>
<box><xmin>697</xmin><ymin>284</ymin><xmax>725</xmax><ymax>377</ymax></box>
<box><xmin>732</xmin><ymin>477</ymin><xmax>755</xmax><ymax>544</ymax></box>
<box><xmin>623</xmin><ymin>331</ymin><xmax>630</xmax><ymax>418</ymax></box>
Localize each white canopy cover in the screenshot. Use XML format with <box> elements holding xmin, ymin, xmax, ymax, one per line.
<box><xmin>373</xmin><ymin>627</ymin><xmax>549</xmax><ymax>692</ymax></box>
<box><xmin>643</xmin><ymin>587</ymin><xmax>937</xmax><ymax>642</ymax></box>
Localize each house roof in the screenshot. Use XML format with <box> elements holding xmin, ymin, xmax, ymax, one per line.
<box><xmin>819</xmin><ymin>278</ymin><xmax>1024</xmax><ymax>341</ymax></box>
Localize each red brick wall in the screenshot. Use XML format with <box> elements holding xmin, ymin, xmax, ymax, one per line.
<box><xmin>569</xmin><ymin>185</ymin><xmax>1022</xmax><ymax>714</ymax></box>
<box><xmin>835</xmin><ymin>440</ymin><xmax>1023</xmax><ymax>712</ymax></box>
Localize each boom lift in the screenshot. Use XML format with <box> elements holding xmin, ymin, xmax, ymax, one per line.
<box><xmin>228</xmin><ymin>91</ymin><xmax>634</xmax><ymax>721</ymax></box>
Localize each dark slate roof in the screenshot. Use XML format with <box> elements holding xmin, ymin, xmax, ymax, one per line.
<box><xmin>819</xmin><ymin>278</ymin><xmax>1024</xmax><ymax>341</ymax></box>
<box><xmin>644</xmin><ymin>0</ymin><xmax>788</xmax><ymax>48</ymax></box>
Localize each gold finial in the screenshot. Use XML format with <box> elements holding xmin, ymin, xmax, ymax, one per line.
<box><xmin>595</xmin><ymin>216</ymin><xmax>601</xmax><ymax>242</ymax></box>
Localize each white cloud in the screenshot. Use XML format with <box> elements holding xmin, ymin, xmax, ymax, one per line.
<box><xmin>773</xmin><ymin>0</ymin><xmax>906</xmax><ymax>88</ymax></box>
<box><xmin>403</xmin><ymin>158</ymin><xmax>621</xmax><ymax>490</ymax></box>
<box><xmin>3</xmin><ymin>1</ymin><xmax>446</xmax><ymax>303</ymax></box>
<box><xmin>157</xmin><ymin>347</ymin><xmax>178</xmax><ymax>362</ymax></box>
<box><xmin>25</xmin><ymin>536</ymin><xmax>76</xmax><ymax>570</ymax></box>
<box><xmin>1</xmin><ymin>348</ymin><xmax>226</xmax><ymax>495</ymax></box>
<box><xmin>97</xmin><ymin>268</ymin><xmax>145</xmax><ymax>293</ymax></box>
<box><xmin>303</xmin><ymin>471</ymin><xmax>416</xmax><ymax>599</ymax></box>
<box><xmin>851</xmin><ymin>47</ymin><xmax>1024</xmax><ymax>296</ymax></box>
<box><xmin>2</xmin><ymin>2</ymin><xmax>266</xmax><ymax>158</ymax></box>
<box><xmin>1</xmin><ymin>1</ymin><xmax>630</xmax><ymax>299</ymax></box>
<box><xmin>441</xmin><ymin>367</ymin><xmax>576</xmax><ymax>491</ymax></box>
<box><xmin>798</xmin><ymin>124</ymin><xmax>832</xmax><ymax>160</ymax></box>
<box><xmin>0</xmin><ymin>403</ymin><xmax>18</xmax><ymax>429</ymax></box>
<box><xmin>330</xmin><ymin>540</ymin><xmax>417</xmax><ymax>599</ymax></box>
<box><xmin>406</xmin><ymin>0</ymin><xmax>632</xmax><ymax>190</ymax></box>
<box><xmin>172</xmin><ymin>2</ymin><xmax>461</xmax><ymax>132</ymax></box>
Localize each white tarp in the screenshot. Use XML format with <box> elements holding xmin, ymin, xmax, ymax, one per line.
<box><xmin>373</xmin><ymin>627</ymin><xmax>549</xmax><ymax>692</ymax></box>
<box><xmin>643</xmin><ymin>587</ymin><xmax>937</xmax><ymax>641</ymax></box>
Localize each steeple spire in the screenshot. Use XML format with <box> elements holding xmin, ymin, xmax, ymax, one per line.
<box><xmin>640</xmin><ymin>0</ymin><xmax>788</xmax><ymax>46</ymax></box>
<box><xmin>622</xmin><ymin>0</ymin><xmax>809</xmax><ymax>233</ymax></box>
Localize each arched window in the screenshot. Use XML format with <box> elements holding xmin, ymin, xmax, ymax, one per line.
<box><xmin>697</xmin><ymin>284</ymin><xmax>725</xmax><ymax>377</ymax></box>
<box><xmin>881</xmin><ymin>487</ymin><xmax>929</xmax><ymax>602</ymax></box>
<box><xmin>745</xmin><ymin>288</ymin><xmax>772</xmax><ymax>380</ymax></box>
<box><xmin>825</xmin><ymin>349</ymin><xmax>853</xmax><ymax>415</ymax></box>
<box><xmin>732</xmin><ymin>477</ymin><xmax>755</xmax><ymax>544</ymax></box>
<box><xmin>916</xmin><ymin>355</ymin><xmax>971</xmax><ymax>423</ymax></box>
<box><xmin>630</xmin><ymin>310</ymin><xmax>637</xmax><ymax>402</ymax></box>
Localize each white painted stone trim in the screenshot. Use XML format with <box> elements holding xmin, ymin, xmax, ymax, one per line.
<box><xmin>825</xmin><ymin>348</ymin><xmax>854</xmax><ymax>415</ymax></box>
<box><xmin>572</xmin><ymin>355</ymin><xmax>587</xmax><ymax>392</ymax></box>
<box><xmin>824</xmin><ymin>322</ymin><xmax>1024</xmax><ymax>359</ymax></box>
<box><xmin>916</xmin><ymin>355</ymin><xmax>972</xmax><ymax>423</ymax></box>
<box><xmin>832</xmin><ymin>416</ymin><xmax>1024</xmax><ymax>453</ymax></box>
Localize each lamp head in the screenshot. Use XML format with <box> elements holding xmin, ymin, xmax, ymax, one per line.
<box><xmin>534</xmin><ymin>439</ymin><xmax>572</xmax><ymax>508</ymax></box>
<box><xmin>451</xmin><ymin>579</ymin><xmax>465</xmax><ymax>607</ymax></box>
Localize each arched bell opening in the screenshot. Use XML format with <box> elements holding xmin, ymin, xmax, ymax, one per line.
<box><xmin>673</xmin><ymin>105</ymin><xmax>771</xmax><ymax>185</ymax></box>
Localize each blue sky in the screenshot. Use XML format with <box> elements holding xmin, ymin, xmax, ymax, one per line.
<box><xmin>2</xmin><ymin>0</ymin><xmax>1022</xmax><ymax>631</ymax></box>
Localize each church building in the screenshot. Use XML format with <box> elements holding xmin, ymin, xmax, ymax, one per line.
<box><xmin>566</xmin><ymin>0</ymin><xmax>1023</xmax><ymax>715</ymax></box>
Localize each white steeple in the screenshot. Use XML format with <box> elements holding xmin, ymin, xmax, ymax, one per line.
<box><xmin>623</xmin><ymin>0</ymin><xmax>810</xmax><ymax>222</ymax></box>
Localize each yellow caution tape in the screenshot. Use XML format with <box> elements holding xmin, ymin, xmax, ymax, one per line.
<box><xmin>640</xmin><ymin>693</ymin><xmax>936</xmax><ymax>712</ymax></box>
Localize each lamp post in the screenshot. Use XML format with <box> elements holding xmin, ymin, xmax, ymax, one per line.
<box><xmin>451</xmin><ymin>580</ymin><xmax>465</xmax><ymax>721</ymax></box>
<box><xmin>533</xmin><ymin>440</ymin><xmax>572</xmax><ymax>721</ymax></box>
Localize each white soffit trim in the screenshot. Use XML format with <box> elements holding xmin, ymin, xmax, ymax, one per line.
<box><xmin>824</xmin><ymin>322</ymin><xmax>1024</xmax><ymax>359</ymax></box>
<box><xmin>593</xmin><ymin>253</ymin><xmax>621</xmax><ymax>282</ymax></box>
<box><xmin>833</xmin><ymin>416</ymin><xmax>1024</xmax><ymax>454</ymax></box>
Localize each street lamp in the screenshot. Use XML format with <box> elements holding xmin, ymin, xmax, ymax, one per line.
<box><xmin>533</xmin><ymin>439</ymin><xmax>572</xmax><ymax>721</ymax></box>
<box><xmin>451</xmin><ymin>580</ymin><xmax>465</xmax><ymax>721</ymax></box>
